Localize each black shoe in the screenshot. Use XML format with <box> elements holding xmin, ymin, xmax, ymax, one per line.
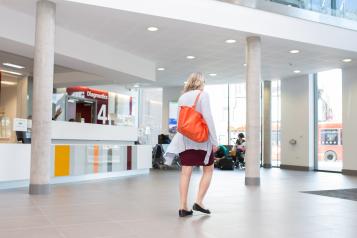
<box><xmin>179</xmin><ymin>209</ymin><xmax>193</xmax><ymax>217</ymax></box>
<box><xmin>193</xmin><ymin>203</ymin><xmax>211</xmax><ymax>214</ymax></box>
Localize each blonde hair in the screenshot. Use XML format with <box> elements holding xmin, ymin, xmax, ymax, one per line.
<box><xmin>183</xmin><ymin>72</ymin><xmax>205</xmax><ymax>93</ymax></box>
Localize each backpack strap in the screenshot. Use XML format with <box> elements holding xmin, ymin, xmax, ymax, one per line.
<box><xmin>192</xmin><ymin>91</ymin><xmax>202</xmax><ymax>109</ymax></box>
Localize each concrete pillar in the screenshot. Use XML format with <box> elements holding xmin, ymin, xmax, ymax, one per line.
<box><xmin>29</xmin><ymin>0</ymin><xmax>56</xmax><ymax>194</ymax></box>
<box><xmin>245</xmin><ymin>36</ymin><xmax>261</xmax><ymax>186</ymax></box>
<box><xmin>263</xmin><ymin>80</ymin><xmax>272</xmax><ymax>168</ymax></box>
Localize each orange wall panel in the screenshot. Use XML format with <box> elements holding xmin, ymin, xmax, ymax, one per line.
<box><xmin>54</xmin><ymin>145</ymin><xmax>70</xmax><ymax>176</ymax></box>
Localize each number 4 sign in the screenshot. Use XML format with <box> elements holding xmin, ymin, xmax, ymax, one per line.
<box><xmin>97</xmin><ymin>104</ymin><xmax>108</xmax><ymax>124</ymax></box>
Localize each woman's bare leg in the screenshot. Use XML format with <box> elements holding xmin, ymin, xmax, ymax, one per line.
<box><xmin>196</xmin><ymin>164</ymin><xmax>214</xmax><ymax>207</ymax></box>
<box><xmin>180</xmin><ymin>166</ymin><xmax>193</xmax><ymax>210</ymax></box>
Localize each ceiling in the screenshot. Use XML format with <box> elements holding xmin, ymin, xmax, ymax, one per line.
<box><xmin>0</xmin><ymin>50</ymin><xmax>74</xmax><ymax>75</ymax></box>
<box><xmin>0</xmin><ymin>50</ymin><xmax>77</xmax><ymax>88</ymax></box>
<box><xmin>1</xmin><ymin>0</ymin><xmax>357</xmax><ymax>87</ymax></box>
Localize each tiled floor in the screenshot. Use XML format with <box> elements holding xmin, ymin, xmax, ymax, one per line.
<box><xmin>1</xmin><ymin>169</ymin><xmax>357</xmax><ymax>238</ymax></box>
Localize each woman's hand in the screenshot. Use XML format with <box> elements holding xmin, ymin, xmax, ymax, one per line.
<box><xmin>212</xmin><ymin>145</ymin><xmax>218</xmax><ymax>153</ymax></box>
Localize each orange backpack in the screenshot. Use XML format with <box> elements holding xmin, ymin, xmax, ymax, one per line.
<box><xmin>177</xmin><ymin>91</ymin><xmax>209</xmax><ymax>142</ymax></box>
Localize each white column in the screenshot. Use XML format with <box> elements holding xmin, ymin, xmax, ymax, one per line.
<box><xmin>342</xmin><ymin>67</ymin><xmax>357</xmax><ymax>175</ymax></box>
<box><xmin>29</xmin><ymin>0</ymin><xmax>56</xmax><ymax>194</ymax></box>
<box><xmin>245</xmin><ymin>36</ymin><xmax>261</xmax><ymax>186</ymax></box>
<box><xmin>263</xmin><ymin>80</ymin><xmax>272</xmax><ymax>168</ymax></box>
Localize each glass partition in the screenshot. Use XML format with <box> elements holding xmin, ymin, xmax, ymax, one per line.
<box><xmin>138</xmin><ymin>88</ymin><xmax>163</xmax><ymax>145</ymax></box>
<box><xmin>229</xmin><ymin>83</ymin><xmax>246</xmax><ymax>145</ymax></box>
<box><xmin>271</xmin><ymin>0</ymin><xmax>357</xmax><ymax>20</ymax></box>
<box><xmin>271</xmin><ymin>80</ymin><xmax>281</xmax><ymax>167</ymax></box>
<box><xmin>0</xmin><ymin>115</ymin><xmax>11</xmax><ymax>140</ymax></box>
<box><xmin>219</xmin><ymin>0</ymin><xmax>357</xmax><ymax>28</ymax></box>
<box><xmin>315</xmin><ymin>69</ymin><xmax>343</xmax><ymax>172</ymax></box>
<box><xmin>52</xmin><ymin>86</ymin><xmax>138</xmax><ymax>127</ymax></box>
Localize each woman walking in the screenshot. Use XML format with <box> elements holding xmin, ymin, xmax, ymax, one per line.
<box><xmin>166</xmin><ymin>72</ymin><xmax>218</xmax><ymax>217</ymax></box>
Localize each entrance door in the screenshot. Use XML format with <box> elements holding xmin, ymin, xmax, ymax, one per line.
<box><xmin>315</xmin><ymin>69</ymin><xmax>343</xmax><ymax>172</ymax></box>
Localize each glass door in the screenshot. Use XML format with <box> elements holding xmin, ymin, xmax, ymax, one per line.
<box><xmin>229</xmin><ymin>83</ymin><xmax>246</xmax><ymax>145</ymax></box>
<box><xmin>271</xmin><ymin>80</ymin><xmax>281</xmax><ymax>167</ymax></box>
<box><xmin>315</xmin><ymin>69</ymin><xmax>343</xmax><ymax>172</ymax></box>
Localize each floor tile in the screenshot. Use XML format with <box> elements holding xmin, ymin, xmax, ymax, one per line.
<box><xmin>0</xmin><ymin>169</ymin><xmax>356</xmax><ymax>238</ymax></box>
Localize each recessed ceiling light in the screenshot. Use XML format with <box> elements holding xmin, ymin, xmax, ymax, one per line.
<box><xmin>293</xmin><ymin>70</ymin><xmax>301</xmax><ymax>74</ymax></box>
<box><xmin>289</xmin><ymin>50</ymin><xmax>300</xmax><ymax>54</ymax></box>
<box><xmin>147</xmin><ymin>26</ymin><xmax>159</xmax><ymax>32</ymax></box>
<box><xmin>225</xmin><ymin>39</ymin><xmax>236</xmax><ymax>44</ymax></box>
<box><xmin>157</xmin><ymin>67</ymin><xmax>165</xmax><ymax>71</ymax></box>
<box><xmin>133</xmin><ymin>84</ymin><xmax>140</xmax><ymax>88</ymax></box>
<box><xmin>342</xmin><ymin>58</ymin><xmax>352</xmax><ymax>63</ymax></box>
<box><xmin>2</xmin><ymin>63</ymin><xmax>25</xmax><ymax>69</ymax></box>
<box><xmin>186</xmin><ymin>56</ymin><xmax>196</xmax><ymax>59</ymax></box>
<box><xmin>243</xmin><ymin>63</ymin><xmax>247</xmax><ymax>67</ymax></box>
<box><xmin>1</xmin><ymin>80</ymin><xmax>17</xmax><ymax>86</ymax></box>
<box><xmin>0</xmin><ymin>69</ymin><xmax>23</xmax><ymax>76</ymax></box>
<box><xmin>209</xmin><ymin>73</ymin><xmax>217</xmax><ymax>77</ymax></box>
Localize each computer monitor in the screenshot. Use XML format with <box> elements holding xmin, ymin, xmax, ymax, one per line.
<box><xmin>16</xmin><ymin>131</ymin><xmax>31</xmax><ymax>144</ymax></box>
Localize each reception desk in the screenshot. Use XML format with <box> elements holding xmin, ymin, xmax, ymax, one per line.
<box><xmin>0</xmin><ymin>144</ymin><xmax>152</xmax><ymax>189</ymax></box>
<box><xmin>50</xmin><ymin>144</ymin><xmax>152</xmax><ymax>182</ymax></box>
<box><xmin>0</xmin><ymin>144</ymin><xmax>31</xmax><ymax>183</ymax></box>
<box><xmin>51</xmin><ymin>121</ymin><xmax>138</xmax><ymax>144</ymax></box>
<box><xmin>0</xmin><ymin>120</ymin><xmax>153</xmax><ymax>189</ymax></box>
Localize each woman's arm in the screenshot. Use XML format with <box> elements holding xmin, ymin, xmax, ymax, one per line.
<box><xmin>200</xmin><ymin>92</ymin><xmax>218</xmax><ymax>146</ymax></box>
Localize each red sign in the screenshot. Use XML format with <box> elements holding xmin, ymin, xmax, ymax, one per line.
<box><xmin>67</xmin><ymin>86</ymin><xmax>109</xmax><ymax>124</ymax></box>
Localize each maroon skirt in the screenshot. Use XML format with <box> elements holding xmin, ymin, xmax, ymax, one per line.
<box><xmin>179</xmin><ymin>149</ymin><xmax>214</xmax><ymax>166</ymax></box>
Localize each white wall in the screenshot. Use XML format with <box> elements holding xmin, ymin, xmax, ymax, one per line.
<box><xmin>162</xmin><ymin>86</ymin><xmax>181</xmax><ymax>134</ymax></box>
<box><xmin>342</xmin><ymin>67</ymin><xmax>357</xmax><ymax>172</ymax></box>
<box><xmin>281</xmin><ymin>75</ymin><xmax>314</xmax><ymax>169</ymax></box>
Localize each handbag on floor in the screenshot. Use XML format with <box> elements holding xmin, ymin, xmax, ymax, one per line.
<box><xmin>218</xmin><ymin>158</ymin><xmax>234</xmax><ymax>170</ymax></box>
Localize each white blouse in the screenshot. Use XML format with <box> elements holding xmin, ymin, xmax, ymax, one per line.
<box><xmin>165</xmin><ymin>90</ymin><xmax>218</xmax><ymax>164</ymax></box>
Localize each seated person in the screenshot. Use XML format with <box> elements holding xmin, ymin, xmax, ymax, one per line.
<box><xmin>236</xmin><ymin>133</ymin><xmax>246</xmax><ymax>167</ymax></box>
<box><xmin>214</xmin><ymin>145</ymin><xmax>229</xmax><ymax>167</ymax></box>
<box><xmin>236</xmin><ymin>133</ymin><xmax>246</xmax><ymax>149</ymax></box>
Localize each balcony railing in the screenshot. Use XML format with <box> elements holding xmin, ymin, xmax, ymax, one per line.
<box><xmin>271</xmin><ymin>0</ymin><xmax>357</xmax><ymax>20</ymax></box>
<box><xmin>219</xmin><ymin>0</ymin><xmax>357</xmax><ymax>31</ymax></box>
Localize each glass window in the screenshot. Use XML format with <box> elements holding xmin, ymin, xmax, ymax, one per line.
<box><xmin>316</xmin><ymin>69</ymin><xmax>343</xmax><ymax>171</ymax></box>
<box><xmin>229</xmin><ymin>83</ymin><xmax>246</xmax><ymax>145</ymax></box>
<box><xmin>205</xmin><ymin>84</ymin><xmax>229</xmax><ymax>145</ymax></box>
<box><xmin>271</xmin><ymin>80</ymin><xmax>281</xmax><ymax>167</ymax></box>
<box><xmin>205</xmin><ymin>81</ymin><xmax>280</xmax><ymax>168</ymax></box>
<box><xmin>344</xmin><ymin>0</ymin><xmax>357</xmax><ymax>20</ymax></box>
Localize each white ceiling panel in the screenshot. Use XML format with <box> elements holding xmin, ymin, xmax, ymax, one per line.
<box><xmin>1</xmin><ymin>0</ymin><xmax>357</xmax><ymax>87</ymax></box>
